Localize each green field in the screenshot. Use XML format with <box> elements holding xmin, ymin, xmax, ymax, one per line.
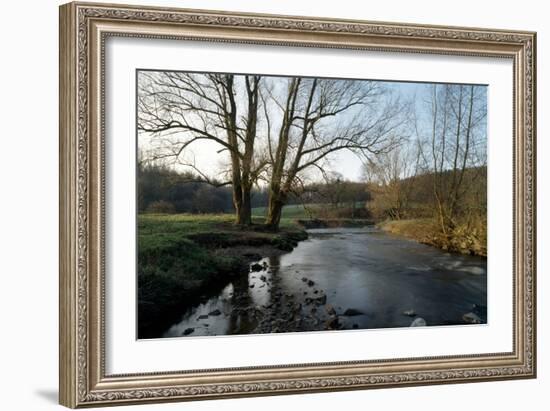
<box><xmin>251</xmin><ymin>203</ymin><xmax>324</xmax><ymax>219</ymax></box>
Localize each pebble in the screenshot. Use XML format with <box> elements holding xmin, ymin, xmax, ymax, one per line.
<box><xmin>325</xmin><ymin>304</ymin><xmax>336</xmax><ymax>316</ymax></box>
<box><xmin>343</xmin><ymin>308</ymin><xmax>364</xmax><ymax>316</ymax></box>
<box><xmin>410</xmin><ymin>317</ymin><xmax>427</xmax><ymax>327</ymax></box>
<box><xmin>462</xmin><ymin>312</ymin><xmax>482</xmax><ymax>324</ymax></box>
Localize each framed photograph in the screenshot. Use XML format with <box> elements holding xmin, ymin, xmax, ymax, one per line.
<box><xmin>59</xmin><ymin>1</ymin><xmax>536</xmax><ymax>408</ymax></box>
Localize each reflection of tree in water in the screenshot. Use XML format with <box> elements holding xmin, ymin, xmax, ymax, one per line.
<box><xmin>227</xmin><ymin>273</ymin><xmax>259</xmax><ymax>334</ymax></box>
<box><xmin>224</xmin><ymin>254</ymin><xmax>314</xmax><ymax>335</ymax></box>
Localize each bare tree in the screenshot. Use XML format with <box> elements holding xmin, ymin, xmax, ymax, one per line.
<box><xmin>417</xmin><ymin>84</ymin><xmax>487</xmax><ymax>236</ymax></box>
<box><xmin>261</xmin><ymin>77</ymin><xmax>409</xmax><ymax>229</ymax></box>
<box><xmin>362</xmin><ymin>142</ymin><xmax>420</xmax><ymax>219</ymax></box>
<box><xmin>137</xmin><ymin>71</ymin><xmax>265</xmax><ymax>225</ymax></box>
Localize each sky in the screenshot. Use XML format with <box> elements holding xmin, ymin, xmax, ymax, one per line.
<box><xmin>138</xmin><ymin>73</ymin><xmax>486</xmax><ymax>183</ymax></box>
<box><xmin>323</xmin><ymin>81</ymin><xmax>421</xmax><ymax>180</ymax></box>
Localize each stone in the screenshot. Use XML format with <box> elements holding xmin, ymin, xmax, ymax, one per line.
<box><xmin>343</xmin><ymin>308</ymin><xmax>364</xmax><ymax>316</ymax></box>
<box><xmin>462</xmin><ymin>312</ymin><xmax>482</xmax><ymax>324</ymax></box>
<box><xmin>307</xmin><ymin>280</ymin><xmax>315</xmax><ymax>287</ymax></box>
<box><xmin>410</xmin><ymin>317</ymin><xmax>427</xmax><ymax>327</ymax></box>
<box><xmin>208</xmin><ymin>309</ymin><xmax>222</xmax><ymax>316</ymax></box>
<box><xmin>182</xmin><ymin>328</ymin><xmax>194</xmax><ymax>336</ymax></box>
<box><xmin>325</xmin><ymin>316</ymin><xmax>340</xmax><ymax>330</ymax></box>
<box><xmin>325</xmin><ymin>304</ymin><xmax>336</xmax><ymax>316</ymax></box>
<box><xmin>314</xmin><ymin>294</ymin><xmax>327</xmax><ymax>305</ymax></box>
<box><xmin>197</xmin><ymin>315</ymin><xmax>208</xmax><ymax>320</ymax></box>
<box><xmin>250</xmin><ymin>263</ymin><xmax>263</xmax><ymax>272</ymax></box>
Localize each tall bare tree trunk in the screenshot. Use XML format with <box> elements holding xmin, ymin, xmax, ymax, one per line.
<box><xmin>230</xmin><ymin>151</ymin><xmax>246</xmax><ymax>224</ymax></box>
<box><xmin>236</xmin><ymin>75</ymin><xmax>261</xmax><ymax>226</ymax></box>
<box><xmin>266</xmin><ymin>191</ymin><xmax>286</xmax><ymax>230</ymax></box>
<box><xmin>265</xmin><ymin>78</ymin><xmax>301</xmax><ymax>230</ymax></box>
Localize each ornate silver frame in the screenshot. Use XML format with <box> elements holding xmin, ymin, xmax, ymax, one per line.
<box><xmin>59</xmin><ymin>1</ymin><xmax>536</xmax><ymax>408</ymax></box>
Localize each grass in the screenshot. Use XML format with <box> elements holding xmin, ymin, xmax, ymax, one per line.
<box><xmin>377</xmin><ymin>217</ymin><xmax>487</xmax><ymax>257</ymax></box>
<box><xmin>251</xmin><ymin>203</ymin><xmax>320</xmax><ymax>219</ymax></box>
<box><xmin>251</xmin><ymin>202</ymin><xmax>368</xmax><ymax>220</ymax></box>
<box><xmin>377</xmin><ymin>218</ymin><xmax>436</xmax><ymax>241</ymax></box>
<box><xmin>137</xmin><ymin>213</ymin><xmax>307</xmax><ymax>338</ymax></box>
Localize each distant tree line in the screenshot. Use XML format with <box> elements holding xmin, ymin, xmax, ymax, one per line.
<box><xmin>138</xmin><ymin>163</ymin><xmax>373</xmax><ymax>217</ymax></box>
<box><xmin>138</xmin><ymin>163</ymin><xmax>234</xmax><ymax>214</ymax></box>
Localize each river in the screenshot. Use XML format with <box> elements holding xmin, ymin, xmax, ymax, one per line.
<box><xmin>163</xmin><ymin>227</ymin><xmax>487</xmax><ymax>338</ymax></box>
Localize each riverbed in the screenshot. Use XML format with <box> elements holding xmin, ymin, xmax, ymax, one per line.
<box><xmin>163</xmin><ymin>227</ymin><xmax>487</xmax><ymax>338</ymax></box>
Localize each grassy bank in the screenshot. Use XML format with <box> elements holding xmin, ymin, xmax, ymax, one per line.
<box><xmin>377</xmin><ymin>218</ymin><xmax>487</xmax><ymax>257</ymax></box>
<box><xmin>138</xmin><ymin>214</ymin><xmax>308</xmax><ymax>338</ymax></box>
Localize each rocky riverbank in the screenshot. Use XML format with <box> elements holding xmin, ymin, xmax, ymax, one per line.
<box><xmin>137</xmin><ymin>214</ymin><xmax>308</xmax><ymax>338</ymax></box>
<box><xmin>192</xmin><ymin>256</ymin><xmax>486</xmax><ymax>336</ymax></box>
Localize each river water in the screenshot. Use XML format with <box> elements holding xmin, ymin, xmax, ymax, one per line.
<box><xmin>163</xmin><ymin>227</ymin><xmax>487</xmax><ymax>338</ymax></box>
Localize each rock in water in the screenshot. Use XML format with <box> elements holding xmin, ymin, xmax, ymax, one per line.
<box><xmin>182</xmin><ymin>328</ymin><xmax>194</xmax><ymax>336</ymax></box>
<box><xmin>410</xmin><ymin>317</ymin><xmax>427</xmax><ymax>327</ymax></box>
<box><xmin>325</xmin><ymin>304</ymin><xmax>336</xmax><ymax>316</ymax></box>
<box><xmin>315</xmin><ymin>294</ymin><xmax>327</xmax><ymax>305</ymax></box>
<box><xmin>343</xmin><ymin>308</ymin><xmax>364</xmax><ymax>316</ymax></box>
<box><xmin>208</xmin><ymin>309</ymin><xmax>222</xmax><ymax>316</ymax></box>
<box><xmin>462</xmin><ymin>312</ymin><xmax>482</xmax><ymax>324</ymax></box>
<box><xmin>250</xmin><ymin>263</ymin><xmax>263</xmax><ymax>272</ymax></box>
<box><xmin>325</xmin><ymin>316</ymin><xmax>339</xmax><ymax>330</ymax></box>
<box><xmin>403</xmin><ymin>309</ymin><xmax>416</xmax><ymax>317</ymax></box>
